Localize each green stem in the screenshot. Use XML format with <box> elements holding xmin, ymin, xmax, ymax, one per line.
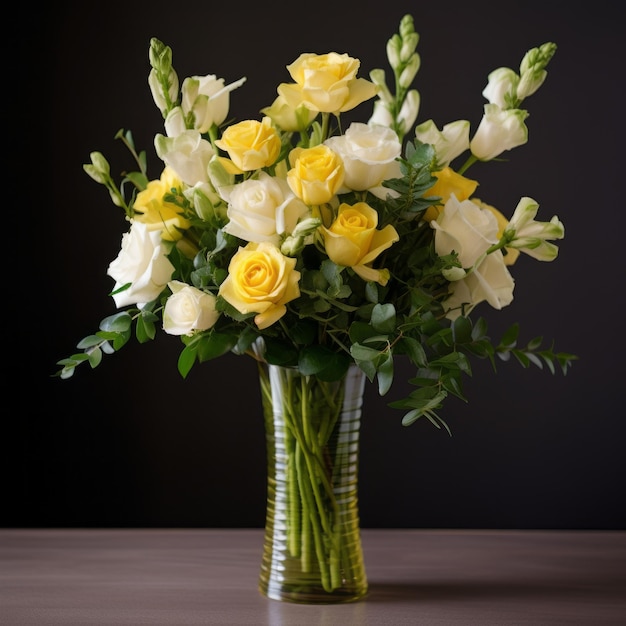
<box><xmin>457</xmin><ymin>153</ymin><xmax>478</xmax><ymax>176</ymax></box>
<box><xmin>288</xmin><ymin>433</ymin><xmax>301</xmax><ymax>557</ymax></box>
<box><xmin>258</xmin><ymin>362</ymin><xmax>363</xmax><ymax>595</ymax></box>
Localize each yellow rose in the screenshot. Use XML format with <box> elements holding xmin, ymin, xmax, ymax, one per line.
<box><xmin>277</xmin><ymin>52</ymin><xmax>378</xmax><ymax>114</ymax></box>
<box><xmin>214</xmin><ymin>117</ymin><xmax>281</xmax><ymax>172</ymax></box>
<box><xmin>321</xmin><ymin>202</ymin><xmax>399</xmax><ymax>286</ymax></box>
<box><xmin>423</xmin><ymin>167</ymin><xmax>478</xmax><ymax>222</ymax></box>
<box><xmin>471</xmin><ymin>198</ymin><xmax>520</xmax><ymax>266</ymax></box>
<box><xmin>287</xmin><ymin>145</ymin><xmax>344</xmax><ymax>205</ymax></box>
<box><xmin>133</xmin><ymin>166</ymin><xmax>190</xmax><ymax>242</ymax></box>
<box><xmin>218</xmin><ymin>241</ymin><xmax>301</xmax><ymax>330</ymax></box>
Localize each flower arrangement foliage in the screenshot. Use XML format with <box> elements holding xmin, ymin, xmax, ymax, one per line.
<box><xmin>56</xmin><ymin>14</ymin><xmax>576</xmax><ymax>432</ymax></box>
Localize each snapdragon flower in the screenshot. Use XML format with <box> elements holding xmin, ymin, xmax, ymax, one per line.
<box><xmin>502</xmin><ymin>197</ymin><xmax>565</xmax><ymax>261</ymax></box>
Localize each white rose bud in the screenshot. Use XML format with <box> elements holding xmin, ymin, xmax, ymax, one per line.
<box><xmin>163</xmin><ymin>281</ymin><xmax>220</xmax><ymax>335</ymax></box>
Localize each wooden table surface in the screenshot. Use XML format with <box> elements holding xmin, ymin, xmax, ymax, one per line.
<box><xmin>1</xmin><ymin>529</ymin><xmax>625</xmax><ymax>625</ymax></box>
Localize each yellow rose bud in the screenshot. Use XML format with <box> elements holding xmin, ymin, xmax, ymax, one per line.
<box><xmin>423</xmin><ymin>167</ymin><xmax>478</xmax><ymax>222</ymax></box>
<box><xmin>471</xmin><ymin>198</ymin><xmax>520</xmax><ymax>265</ymax></box>
<box><xmin>214</xmin><ymin>117</ymin><xmax>281</xmax><ymax>171</ymax></box>
<box><xmin>278</xmin><ymin>52</ymin><xmax>378</xmax><ymax>115</ymax></box>
<box><xmin>260</xmin><ymin>95</ymin><xmax>317</xmax><ymax>132</ymax></box>
<box><xmin>287</xmin><ymin>145</ymin><xmax>344</xmax><ymax>205</ymax></box>
<box><xmin>133</xmin><ymin>166</ymin><xmax>190</xmax><ymax>242</ymax></box>
<box><xmin>218</xmin><ymin>241</ymin><xmax>301</xmax><ymax>330</ymax></box>
<box><xmin>321</xmin><ymin>202</ymin><xmax>399</xmax><ymax>286</ymax></box>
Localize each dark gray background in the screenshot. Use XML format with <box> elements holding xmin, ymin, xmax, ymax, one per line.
<box><xmin>10</xmin><ymin>0</ymin><xmax>624</xmax><ymax>529</ymax></box>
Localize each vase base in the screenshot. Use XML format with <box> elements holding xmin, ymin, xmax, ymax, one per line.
<box><xmin>259</xmin><ymin>582</ymin><xmax>368</xmax><ymax>604</ymax></box>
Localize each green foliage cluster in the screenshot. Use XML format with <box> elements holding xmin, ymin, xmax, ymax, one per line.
<box><xmin>56</xmin><ymin>133</ymin><xmax>575</xmax><ymax>432</ymax></box>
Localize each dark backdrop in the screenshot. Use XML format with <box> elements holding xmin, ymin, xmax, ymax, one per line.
<box><xmin>10</xmin><ymin>0</ymin><xmax>624</xmax><ymax>529</ymax></box>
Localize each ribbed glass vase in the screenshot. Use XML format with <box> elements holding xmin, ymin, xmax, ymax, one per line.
<box><xmin>257</xmin><ymin>362</ymin><xmax>368</xmax><ymax>603</ymax></box>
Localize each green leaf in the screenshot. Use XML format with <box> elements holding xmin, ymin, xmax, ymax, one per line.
<box><xmin>349</xmin><ymin>322</ymin><xmax>381</xmax><ymax>344</ymax></box>
<box><xmin>77</xmin><ymin>335</ymin><xmax>106</xmax><ymax>349</ymax></box>
<box><xmin>376</xmin><ymin>352</ymin><xmax>394</xmax><ymax>395</ymax></box>
<box><xmin>511</xmin><ymin>349</ymin><xmax>530</xmax><ymax>368</ymax></box>
<box><xmin>100</xmin><ymin>312</ymin><xmax>133</xmax><ymax>333</ymax></box>
<box><xmin>452</xmin><ymin>316</ymin><xmax>473</xmax><ymax>344</ymax></box>
<box><xmin>177</xmin><ymin>344</ymin><xmax>197</xmax><ymax>378</ymax></box>
<box><xmin>500</xmin><ymin>323</ymin><xmax>520</xmax><ymax>349</ymax></box>
<box><xmin>136</xmin><ymin>315</ymin><xmax>156</xmax><ymax>343</ymax></box>
<box><xmin>371</xmin><ymin>303</ymin><xmax>396</xmax><ymax>334</ymax></box>
<box><xmin>88</xmin><ymin>347</ymin><xmax>103</xmax><ymax>368</ymax></box>
<box><xmin>471</xmin><ymin>317</ymin><xmax>488</xmax><ymax>341</ymax></box>
<box><xmin>276</xmin><ymin>343</ymin><xmax>350</xmax><ymax>381</ymax></box>
<box><xmin>197</xmin><ymin>332</ymin><xmax>238</xmax><ymax>362</ymax></box>
<box><xmin>398</xmin><ymin>336</ymin><xmax>427</xmax><ymax>367</ymax></box>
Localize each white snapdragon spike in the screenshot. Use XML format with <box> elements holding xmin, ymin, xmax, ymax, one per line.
<box><xmin>399</xmin><ymin>54</ymin><xmax>420</xmax><ymax>89</ymax></box>
<box><xmin>368</xmin><ymin>87</ymin><xmax>419</xmax><ymax>136</ymax></box>
<box><xmin>517</xmin><ymin>42</ymin><xmax>556</xmax><ymax>102</ymax></box>
<box><xmin>149</xmin><ymin>68</ymin><xmax>180</xmax><ymax>116</ymax></box>
<box><xmin>387</xmin><ymin>14</ymin><xmax>419</xmax><ymax>68</ymax></box>
<box><xmin>482</xmin><ymin>42</ymin><xmax>557</xmax><ymax>111</ymax></box>
<box><xmin>470</xmin><ymin>104</ymin><xmax>529</xmax><ymax>161</ymax></box>
<box><xmin>504</xmin><ymin>196</ymin><xmax>565</xmax><ymax>261</ymax></box>
<box><xmin>482</xmin><ymin>67</ymin><xmax>519</xmax><ymax>109</ymax></box>
<box><xmin>368</xmin><ymin>14</ymin><xmax>420</xmax><ymax>141</ymax></box>
<box><xmin>369</xmin><ymin>69</ymin><xmax>393</xmax><ymax>105</ymax></box>
<box><xmin>154</xmin><ymin>130</ymin><xmax>215</xmax><ymax>187</ymax></box>
<box><xmin>414</xmin><ymin>120</ymin><xmax>470</xmax><ymax>168</ymax></box>
<box><xmin>148</xmin><ymin>38</ymin><xmax>179</xmax><ymax>117</ymax></box>
<box><xmin>368</xmin><ymin>99</ymin><xmax>394</xmax><ymax>127</ymax></box>
<box><xmin>181</xmin><ymin>75</ymin><xmax>247</xmax><ymax>133</ymax></box>
<box><xmin>164</xmin><ymin>107</ymin><xmax>187</xmax><ymax>137</ymax></box>
<box><xmin>396</xmin><ymin>90</ymin><xmax>420</xmax><ymax>137</ymax></box>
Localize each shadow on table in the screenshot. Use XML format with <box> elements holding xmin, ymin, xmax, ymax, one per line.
<box><xmin>364</xmin><ymin>579</ymin><xmax>605</xmax><ymax>603</ymax></box>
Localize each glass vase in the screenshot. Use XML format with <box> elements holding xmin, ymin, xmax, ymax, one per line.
<box><xmin>257</xmin><ymin>362</ymin><xmax>368</xmax><ymax>604</ymax></box>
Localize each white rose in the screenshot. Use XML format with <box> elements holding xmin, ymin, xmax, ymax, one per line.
<box><xmin>432</xmin><ymin>195</ymin><xmax>514</xmax><ymax>318</ymax></box>
<box><xmin>154</xmin><ymin>130</ymin><xmax>215</xmax><ymax>187</ymax></box>
<box><xmin>107</xmin><ymin>221</ymin><xmax>175</xmax><ymax>308</ymax></box>
<box><xmin>221</xmin><ymin>171</ymin><xmax>310</xmax><ymax>245</ymax></box>
<box><xmin>442</xmin><ymin>251</ymin><xmax>514</xmax><ymax>319</ymax></box>
<box><xmin>324</xmin><ymin>122</ymin><xmax>402</xmax><ymax>199</ymax></box>
<box><xmin>432</xmin><ymin>195</ymin><xmax>499</xmax><ymax>267</ymax></box>
<box><xmin>163</xmin><ymin>280</ymin><xmax>220</xmax><ymax>335</ymax></box>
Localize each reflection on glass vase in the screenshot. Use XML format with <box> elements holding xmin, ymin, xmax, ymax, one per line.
<box><xmin>257</xmin><ymin>362</ymin><xmax>368</xmax><ymax>604</ymax></box>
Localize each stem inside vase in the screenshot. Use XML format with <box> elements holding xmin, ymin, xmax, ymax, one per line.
<box><xmin>257</xmin><ymin>363</ymin><xmax>368</xmax><ymax>604</ymax></box>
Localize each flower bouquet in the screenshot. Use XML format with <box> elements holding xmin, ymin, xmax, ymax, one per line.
<box><xmin>55</xmin><ymin>14</ymin><xmax>576</xmax><ymax>602</ymax></box>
